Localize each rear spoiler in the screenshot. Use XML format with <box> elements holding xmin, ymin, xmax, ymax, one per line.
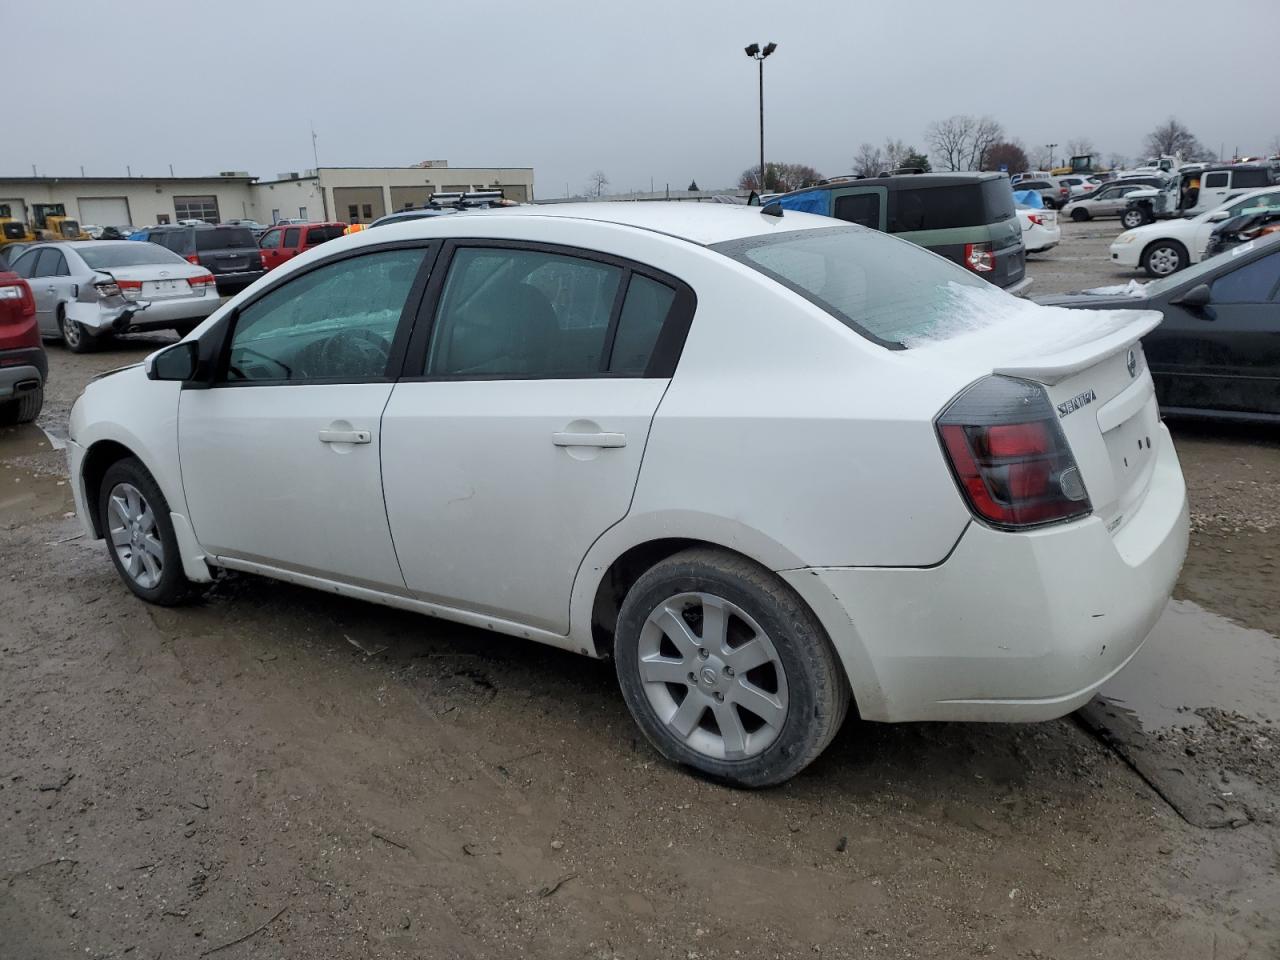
<box><xmin>992</xmin><ymin>310</ymin><xmax>1162</xmax><ymax>384</ymax></box>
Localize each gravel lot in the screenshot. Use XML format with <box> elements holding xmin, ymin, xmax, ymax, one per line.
<box><xmin>2</xmin><ymin>220</ymin><xmax>1277</xmax><ymax>959</ymax></box>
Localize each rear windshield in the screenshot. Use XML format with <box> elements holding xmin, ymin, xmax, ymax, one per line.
<box><xmin>194</xmin><ymin>227</ymin><xmax>256</xmax><ymax>251</ymax></box>
<box><xmin>78</xmin><ymin>243</ymin><xmax>187</xmax><ymax>269</ymax></box>
<box><xmin>889</xmin><ymin>179</ymin><xmax>1015</xmax><ymax>232</ymax></box>
<box><xmin>711</xmin><ymin>225</ymin><xmax>991</xmax><ymax>348</ymax></box>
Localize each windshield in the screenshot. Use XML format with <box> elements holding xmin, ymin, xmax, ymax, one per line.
<box><xmin>77</xmin><ymin>242</ymin><xmax>187</xmax><ymax>269</ymax></box>
<box><xmin>1143</xmin><ymin>234</ymin><xmax>1280</xmax><ymax>297</ymax></box>
<box><xmin>711</xmin><ymin>225</ymin><xmax>992</xmax><ymax>348</ymax></box>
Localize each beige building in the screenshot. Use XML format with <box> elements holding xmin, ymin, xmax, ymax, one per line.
<box><xmin>0</xmin><ymin>162</ymin><xmax>535</xmax><ymax>229</ymax></box>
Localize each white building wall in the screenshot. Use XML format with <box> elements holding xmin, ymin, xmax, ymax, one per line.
<box><xmin>0</xmin><ymin>178</ymin><xmax>257</xmax><ymax>228</ymax></box>
<box><xmin>250</xmin><ymin>177</ymin><xmax>326</xmax><ymax>223</ymax></box>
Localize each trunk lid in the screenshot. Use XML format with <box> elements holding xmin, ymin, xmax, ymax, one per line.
<box><xmin>909</xmin><ymin>287</ymin><xmax>1164</xmax><ymax>533</ymax></box>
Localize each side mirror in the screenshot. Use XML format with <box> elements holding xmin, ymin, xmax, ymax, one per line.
<box><xmin>1172</xmin><ymin>283</ymin><xmax>1212</xmax><ymax>309</ymax></box>
<box><xmin>1208</xmin><ymin>209</ymin><xmax>1230</xmax><ymax>222</ymax></box>
<box><xmin>145</xmin><ymin>340</ymin><xmax>198</xmax><ymax>381</ymax></box>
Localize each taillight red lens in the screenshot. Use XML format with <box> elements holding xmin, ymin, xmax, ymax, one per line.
<box><xmin>964</xmin><ymin>242</ymin><xmax>995</xmax><ymax>273</ymax></box>
<box><xmin>937</xmin><ymin>376</ymin><xmax>1091</xmax><ymax>529</ymax></box>
<box><xmin>0</xmin><ymin>280</ymin><xmax>35</xmax><ymax>319</ymax></box>
<box><xmin>189</xmin><ymin>272</ymin><xmax>215</xmax><ymax>287</ymax></box>
<box><xmin>186</xmin><ymin>254</ymin><xmax>200</xmax><ymax>265</ymax></box>
<box><xmin>1027</xmin><ymin>213</ymin><xmax>1044</xmax><ymax>226</ymax></box>
<box><xmin>116</xmin><ymin>279</ymin><xmax>143</xmax><ymax>301</ymax></box>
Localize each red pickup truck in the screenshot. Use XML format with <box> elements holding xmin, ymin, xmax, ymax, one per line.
<box><xmin>258</xmin><ymin>222</ymin><xmax>348</xmax><ymax>271</ymax></box>
<box><xmin>0</xmin><ymin>271</ymin><xmax>45</xmax><ymax>423</ymax></box>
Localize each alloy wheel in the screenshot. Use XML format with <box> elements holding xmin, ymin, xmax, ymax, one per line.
<box><xmin>107</xmin><ymin>482</ymin><xmax>164</xmax><ymax>589</ymax></box>
<box><xmin>1147</xmin><ymin>245</ymin><xmax>1181</xmax><ymax>276</ymax></box>
<box><xmin>636</xmin><ymin>592</ymin><xmax>788</xmax><ymax>761</ymax></box>
<box><xmin>61</xmin><ymin>315</ymin><xmax>81</xmax><ymax>349</ymax></box>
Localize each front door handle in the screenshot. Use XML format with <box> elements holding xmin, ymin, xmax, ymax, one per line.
<box><xmin>319</xmin><ymin>429</ymin><xmax>371</xmax><ymax>444</ymax></box>
<box><xmin>552</xmin><ymin>431</ymin><xmax>626</xmax><ymax>448</ymax></box>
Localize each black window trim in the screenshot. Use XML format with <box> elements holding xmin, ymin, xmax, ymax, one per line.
<box><xmin>398</xmin><ymin>237</ymin><xmax>696</xmax><ymax>383</ymax></box>
<box><xmin>192</xmin><ymin>239</ymin><xmax>442</xmax><ymax>391</ymax></box>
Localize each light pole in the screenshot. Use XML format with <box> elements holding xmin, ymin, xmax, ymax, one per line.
<box><xmin>1045</xmin><ymin>142</ymin><xmax>1058</xmax><ymax>170</ymax></box>
<box><xmin>745</xmin><ymin>42</ymin><xmax>777</xmax><ymax>191</ymax></box>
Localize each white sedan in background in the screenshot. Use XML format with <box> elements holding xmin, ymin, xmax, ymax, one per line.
<box><xmin>1017</xmin><ymin>205</ymin><xmax>1060</xmax><ymax>253</ymax></box>
<box><xmin>1110</xmin><ymin>187</ymin><xmax>1280</xmax><ymax>277</ymax></box>
<box><xmin>5</xmin><ymin>241</ymin><xmax>221</xmax><ymax>351</ymax></box>
<box><xmin>67</xmin><ymin>203</ymin><xmax>1187</xmax><ymax>786</ymax></box>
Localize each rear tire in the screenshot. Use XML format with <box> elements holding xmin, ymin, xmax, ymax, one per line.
<box><xmin>614</xmin><ymin>547</ymin><xmax>850</xmax><ymax>788</ymax></box>
<box><xmin>98</xmin><ymin>457</ymin><xmax>196</xmax><ymax>606</ymax></box>
<box><xmin>1070</xmin><ymin>208</ymin><xmax>1090</xmax><ymax>222</ymax></box>
<box><xmin>58</xmin><ymin>308</ymin><xmax>96</xmax><ymax>353</ymax></box>
<box><xmin>1142</xmin><ymin>240</ymin><xmax>1188</xmax><ymax>278</ymax></box>
<box><xmin>0</xmin><ymin>385</ymin><xmax>43</xmax><ymax>424</ymax></box>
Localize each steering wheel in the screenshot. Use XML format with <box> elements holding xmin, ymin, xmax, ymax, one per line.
<box><xmin>316</xmin><ymin>328</ymin><xmax>392</xmax><ymax>378</ymax></box>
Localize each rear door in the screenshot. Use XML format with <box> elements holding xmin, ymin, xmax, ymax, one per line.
<box><xmin>1146</xmin><ymin>249</ymin><xmax>1280</xmax><ymax>416</ymax></box>
<box><xmin>380</xmin><ymin>241</ymin><xmax>693</xmax><ymax>633</ymax></box>
<box><xmin>195</xmin><ymin>227</ymin><xmax>258</xmax><ymax>277</ymax></box>
<box><xmin>26</xmin><ymin>248</ymin><xmax>75</xmax><ymax>333</ymax></box>
<box><xmin>1199</xmin><ymin>171</ymin><xmax>1231</xmax><ymax>212</ymax></box>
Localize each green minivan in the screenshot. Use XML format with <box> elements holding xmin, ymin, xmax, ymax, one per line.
<box><xmin>776</xmin><ymin>172</ymin><xmax>1030</xmax><ymax>295</ymax></box>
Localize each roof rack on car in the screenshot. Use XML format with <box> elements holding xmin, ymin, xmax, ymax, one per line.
<box><xmin>427</xmin><ymin>190</ymin><xmax>509</xmax><ymax>209</ymax></box>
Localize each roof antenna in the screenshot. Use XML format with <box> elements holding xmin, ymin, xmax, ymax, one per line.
<box><xmin>761</xmin><ymin>200</ymin><xmax>784</xmax><ymax>217</ymax></box>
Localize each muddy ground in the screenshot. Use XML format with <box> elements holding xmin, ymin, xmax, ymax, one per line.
<box><xmin>2</xmin><ymin>221</ymin><xmax>1278</xmax><ymax>958</ymax></box>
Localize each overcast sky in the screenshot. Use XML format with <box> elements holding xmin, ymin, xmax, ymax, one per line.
<box><xmin>6</xmin><ymin>0</ymin><xmax>1278</xmax><ymax>196</ymax></box>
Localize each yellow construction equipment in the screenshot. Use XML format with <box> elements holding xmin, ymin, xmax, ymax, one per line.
<box><xmin>31</xmin><ymin>203</ymin><xmax>89</xmax><ymax>241</ymax></box>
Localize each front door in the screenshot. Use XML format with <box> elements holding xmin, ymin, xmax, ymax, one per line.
<box><xmin>1147</xmin><ymin>250</ymin><xmax>1280</xmax><ymax>416</ymax></box>
<box><xmin>178</xmin><ymin>243</ymin><xmax>436</xmax><ymax>589</ymax></box>
<box><xmin>380</xmin><ymin>242</ymin><xmax>692</xmax><ymax>633</ymax></box>
<box><xmin>24</xmin><ymin>248</ymin><xmax>75</xmax><ymax>336</ymax></box>
<box><xmin>258</xmin><ymin>228</ymin><xmax>284</xmax><ymax>270</ymax></box>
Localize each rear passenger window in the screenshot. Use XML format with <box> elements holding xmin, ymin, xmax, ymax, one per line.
<box><xmin>283</xmin><ymin>228</ymin><xmax>301</xmax><ymax>247</ymax></box>
<box><xmin>610</xmin><ymin>274</ymin><xmax>677</xmax><ymax>374</ymax></box>
<box><xmin>834</xmin><ymin>193</ymin><xmax>881</xmax><ymax>229</ymax></box>
<box><xmin>427</xmin><ymin>247</ymin><xmax>622</xmax><ymax>378</ymax></box>
<box><xmin>1202</xmin><ymin>172</ymin><xmax>1229</xmax><ymax>189</ymax></box>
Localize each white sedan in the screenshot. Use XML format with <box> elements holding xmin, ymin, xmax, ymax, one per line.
<box><xmin>1017</xmin><ymin>205</ymin><xmax>1060</xmax><ymax>253</ymax></box>
<box><xmin>67</xmin><ymin>204</ymin><xmax>1188</xmax><ymax>786</ymax></box>
<box><xmin>1110</xmin><ymin>187</ymin><xmax>1280</xmax><ymax>277</ymax></box>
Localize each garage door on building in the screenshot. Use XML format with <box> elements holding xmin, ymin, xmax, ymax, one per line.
<box><xmin>78</xmin><ymin>197</ymin><xmax>131</xmax><ymax>227</ymax></box>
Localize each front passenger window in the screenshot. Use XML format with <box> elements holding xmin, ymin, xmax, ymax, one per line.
<box><xmin>225</xmin><ymin>248</ymin><xmax>426</xmax><ymax>383</ymax></box>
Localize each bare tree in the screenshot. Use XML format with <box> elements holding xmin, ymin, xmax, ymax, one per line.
<box><xmin>737</xmin><ymin>162</ymin><xmax>823</xmax><ymax>192</ymax></box>
<box><xmin>1107</xmin><ymin>152</ymin><xmax>1128</xmax><ymax>170</ymax></box>
<box><xmin>925</xmin><ymin>115</ymin><xmax>1004</xmax><ymax>171</ymax></box>
<box><xmin>587</xmin><ymin>170</ymin><xmax>609</xmax><ymax>198</ymax></box>
<box><xmin>1030</xmin><ymin>144</ymin><xmax>1055</xmax><ymax>170</ymax></box>
<box><xmin>1269</xmin><ymin>134</ymin><xmax>1280</xmax><ymax>156</ymax></box>
<box><xmin>1144</xmin><ymin>118</ymin><xmax>1202</xmax><ymax>160</ymax></box>
<box><xmin>882</xmin><ymin>139</ymin><xmax>910</xmax><ymax>171</ymax></box>
<box><xmin>852</xmin><ymin>142</ymin><xmax>885</xmax><ymax>177</ymax></box>
<box><xmin>1066</xmin><ymin>137</ymin><xmax>1096</xmax><ymax>158</ymax></box>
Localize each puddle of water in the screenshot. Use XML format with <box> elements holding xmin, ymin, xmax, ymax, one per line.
<box><xmin>0</xmin><ymin>423</ymin><xmax>74</xmax><ymax>525</ymax></box>
<box><xmin>1101</xmin><ymin>598</ymin><xmax>1280</xmax><ymax>729</ymax></box>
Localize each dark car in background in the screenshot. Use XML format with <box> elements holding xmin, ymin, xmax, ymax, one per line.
<box><xmin>1038</xmin><ymin>233</ymin><xmax>1280</xmax><ymax>421</ymax></box>
<box><xmin>776</xmin><ymin>172</ymin><xmax>1030</xmax><ymax>294</ymax></box>
<box><xmin>131</xmin><ymin>225</ymin><xmax>264</xmax><ymax>293</ymax></box>
<box><xmin>0</xmin><ymin>271</ymin><xmax>45</xmax><ymax>423</ymax></box>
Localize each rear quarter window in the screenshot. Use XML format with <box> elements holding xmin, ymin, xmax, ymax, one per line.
<box><xmin>888</xmin><ymin>180</ymin><xmax>1014</xmax><ymax>232</ymax></box>
<box><xmin>1232</xmin><ymin>169</ymin><xmax>1273</xmax><ymax>189</ymax></box>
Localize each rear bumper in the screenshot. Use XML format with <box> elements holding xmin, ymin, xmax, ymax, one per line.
<box><xmin>1002</xmin><ymin>275</ymin><xmax>1034</xmax><ymax>297</ymax></box>
<box><xmin>0</xmin><ymin>347</ymin><xmax>47</xmax><ymax>398</ymax></box>
<box><xmin>212</xmin><ymin>270</ymin><xmax>264</xmax><ymax>290</ymax></box>
<box><xmin>78</xmin><ymin>294</ymin><xmax>220</xmax><ymax>334</ymax></box>
<box><xmin>782</xmin><ymin>424</ymin><xmax>1188</xmax><ymax>723</ymax></box>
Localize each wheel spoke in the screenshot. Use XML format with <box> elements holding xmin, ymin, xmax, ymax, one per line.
<box><xmin>730</xmin><ymin>682</ymin><xmax>785</xmax><ymax>730</ymax></box>
<box><xmin>109</xmin><ymin>495</ymin><xmax>131</xmax><ymax>526</ymax></box>
<box><xmin>726</xmin><ymin>637</ymin><xmax>772</xmax><ymax>674</ymax></box>
<box><xmin>138</xmin><ymin>507</ymin><xmax>154</xmax><ymax>533</ymax></box>
<box><xmin>654</xmin><ymin>606</ymin><xmax>700</xmax><ymax>658</ymax></box>
<box><xmin>110</xmin><ymin>526</ymin><xmax>131</xmax><ymax>547</ymax></box>
<box><xmin>700</xmin><ymin>596</ymin><xmax>729</xmax><ymax>652</ymax></box>
<box><xmin>639</xmin><ymin>656</ymin><xmax>690</xmax><ymax>685</ymax></box>
<box><xmin>125</xmin><ymin>549</ymin><xmax>141</xmax><ymax>578</ymax></box>
<box><xmin>667</xmin><ymin>694</ymin><xmax>705</xmax><ymax>739</ymax></box>
<box><xmin>142</xmin><ymin>534</ymin><xmax>164</xmax><ymax>562</ymax></box>
<box><xmin>713</xmin><ymin>702</ymin><xmax>748</xmax><ymax>759</ymax></box>
<box><xmin>140</xmin><ymin>550</ymin><xmax>160</xmax><ymax>583</ymax></box>
<box><xmin>126</xmin><ymin>487</ymin><xmax>141</xmax><ymax>518</ymax></box>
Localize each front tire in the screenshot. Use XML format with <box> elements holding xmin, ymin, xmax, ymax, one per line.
<box><xmin>1070</xmin><ymin>208</ymin><xmax>1089</xmax><ymax>222</ymax></box>
<box><xmin>1142</xmin><ymin>240</ymin><xmax>1188</xmax><ymax>278</ymax></box>
<box><xmin>98</xmin><ymin>457</ymin><xmax>195</xmax><ymax>605</ymax></box>
<box><xmin>1121</xmin><ymin>207</ymin><xmax>1149</xmax><ymax>230</ymax></box>
<box><xmin>614</xmin><ymin>548</ymin><xmax>850</xmax><ymax>787</ymax></box>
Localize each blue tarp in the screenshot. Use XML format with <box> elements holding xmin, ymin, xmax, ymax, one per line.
<box><xmin>775</xmin><ymin>190</ymin><xmax>832</xmax><ymax>216</ymax></box>
<box><xmin>1013</xmin><ymin>189</ymin><xmax>1044</xmax><ymax>209</ymax></box>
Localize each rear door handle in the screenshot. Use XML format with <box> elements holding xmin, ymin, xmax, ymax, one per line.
<box><xmin>319</xmin><ymin>429</ymin><xmax>371</xmax><ymax>444</ymax></box>
<box><xmin>552</xmin><ymin>431</ymin><xmax>626</xmax><ymax>448</ymax></box>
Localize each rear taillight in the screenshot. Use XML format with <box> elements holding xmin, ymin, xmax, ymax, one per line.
<box><xmin>257</xmin><ymin>252</ymin><xmax>266</xmax><ymax>271</ymax></box>
<box><xmin>116</xmin><ymin>279</ymin><xmax>143</xmax><ymax>301</ymax></box>
<box><xmin>189</xmin><ymin>272</ymin><xmax>215</xmax><ymax>290</ymax></box>
<box><xmin>186</xmin><ymin>254</ymin><xmax>200</xmax><ymax>265</ymax></box>
<box><xmin>0</xmin><ymin>280</ymin><xmax>35</xmax><ymax>319</ymax></box>
<box><xmin>94</xmin><ymin>280</ymin><xmax>122</xmax><ymax>299</ymax></box>
<box><xmin>964</xmin><ymin>241</ymin><xmax>995</xmax><ymax>273</ymax></box>
<box><xmin>937</xmin><ymin>376</ymin><xmax>1091</xmax><ymax>529</ymax></box>
<box><xmin>1027</xmin><ymin>213</ymin><xmax>1045</xmax><ymax>226</ymax></box>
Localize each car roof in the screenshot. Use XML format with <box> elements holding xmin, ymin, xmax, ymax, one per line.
<box><xmin>408</xmin><ymin>201</ymin><xmax>841</xmax><ymax>246</ymax></box>
<box><xmin>781</xmin><ymin>172</ymin><xmax>1007</xmax><ymax>197</ymax></box>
